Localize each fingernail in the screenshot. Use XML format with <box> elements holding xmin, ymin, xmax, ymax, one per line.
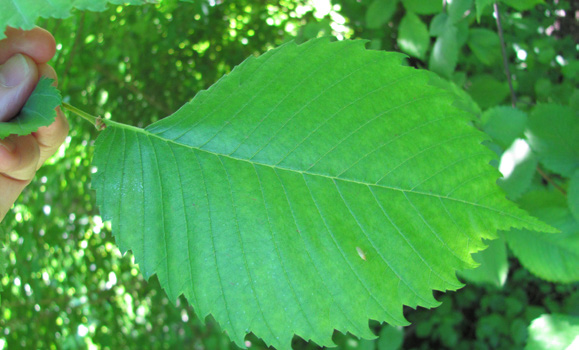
<box><xmin>0</xmin><ymin>138</ymin><xmax>15</xmax><ymax>153</ymax></box>
<box><xmin>0</xmin><ymin>54</ymin><xmax>30</xmax><ymax>87</ymax></box>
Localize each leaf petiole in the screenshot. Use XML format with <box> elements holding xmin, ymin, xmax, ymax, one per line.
<box><xmin>62</xmin><ymin>102</ymin><xmax>100</xmax><ymax>129</ymax></box>
<box><xmin>62</xmin><ymin>102</ymin><xmax>143</xmax><ymax>132</ymax></box>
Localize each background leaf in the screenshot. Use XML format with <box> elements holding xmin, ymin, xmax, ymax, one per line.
<box><xmin>401</xmin><ymin>0</ymin><xmax>442</xmax><ymax>15</ymax></box>
<box><xmin>397</xmin><ymin>12</ymin><xmax>429</xmax><ymax>60</ymax></box>
<box><xmin>92</xmin><ymin>38</ymin><xmax>554</xmax><ymax>349</ymax></box>
<box><xmin>525</xmin><ymin>104</ymin><xmax>579</xmax><ymax>178</ymax></box>
<box><xmin>475</xmin><ymin>0</ymin><xmax>494</xmax><ymax>21</ymax></box>
<box><xmin>525</xmin><ymin>314</ymin><xmax>579</xmax><ymax>350</ymax></box>
<box><xmin>428</xmin><ymin>18</ymin><xmax>458</xmax><ymax>78</ymax></box>
<box><xmin>467</xmin><ymin>28</ymin><xmax>501</xmax><ymax>66</ymax></box>
<box><xmin>366</xmin><ymin>0</ymin><xmax>399</xmax><ymax>29</ymax></box>
<box><xmin>377</xmin><ymin>324</ymin><xmax>403</xmax><ymax>350</ymax></box>
<box><xmin>458</xmin><ymin>237</ymin><xmax>509</xmax><ymax>288</ymax></box>
<box><xmin>481</xmin><ymin>106</ymin><xmax>527</xmax><ymax>149</ymax></box>
<box><xmin>465</xmin><ymin>74</ymin><xmax>510</xmax><ymax>109</ymax></box>
<box><xmin>497</xmin><ymin>141</ymin><xmax>538</xmax><ymax>200</ymax></box>
<box><xmin>447</xmin><ymin>0</ymin><xmax>473</xmax><ymax>23</ymax></box>
<box><xmin>0</xmin><ymin>78</ymin><xmax>61</xmax><ymax>139</ymax></box>
<box><xmin>505</xmin><ymin>190</ymin><xmax>579</xmax><ymax>283</ymax></box>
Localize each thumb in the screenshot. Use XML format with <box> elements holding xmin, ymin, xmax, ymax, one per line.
<box><xmin>0</xmin><ymin>53</ymin><xmax>38</xmax><ymax>122</ymax></box>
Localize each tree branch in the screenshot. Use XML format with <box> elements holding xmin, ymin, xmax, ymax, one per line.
<box><xmin>493</xmin><ymin>2</ymin><xmax>517</xmax><ymax>107</ymax></box>
<box><xmin>536</xmin><ymin>166</ymin><xmax>567</xmax><ymax>196</ymax></box>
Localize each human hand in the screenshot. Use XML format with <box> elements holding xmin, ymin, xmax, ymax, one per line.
<box><xmin>0</xmin><ymin>27</ymin><xmax>69</xmax><ymax>222</ymax></box>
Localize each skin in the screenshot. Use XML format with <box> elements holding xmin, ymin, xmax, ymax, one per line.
<box><xmin>0</xmin><ymin>27</ymin><xmax>69</xmax><ymax>222</ymax></box>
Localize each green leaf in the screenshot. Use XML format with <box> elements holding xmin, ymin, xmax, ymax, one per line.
<box><xmin>428</xmin><ymin>21</ymin><xmax>458</xmax><ymax>78</ymax></box>
<box><xmin>92</xmin><ymin>38</ymin><xmax>554</xmax><ymax>349</ymax></box>
<box><xmin>401</xmin><ymin>0</ymin><xmax>442</xmax><ymax>15</ymax></box>
<box><xmin>0</xmin><ymin>78</ymin><xmax>61</xmax><ymax>139</ymax></box>
<box><xmin>0</xmin><ymin>0</ymin><xmax>153</xmax><ymax>39</ymax></box>
<box><xmin>377</xmin><ymin>324</ymin><xmax>403</xmax><ymax>350</ymax></box>
<box><xmin>525</xmin><ymin>104</ymin><xmax>579</xmax><ymax>177</ymax></box>
<box><xmin>429</xmin><ymin>13</ymin><xmax>448</xmax><ymax>37</ymax></box>
<box><xmin>526</xmin><ymin>314</ymin><xmax>579</xmax><ymax>350</ymax></box>
<box><xmin>482</xmin><ymin>106</ymin><xmax>527</xmax><ymax>149</ymax></box>
<box><xmin>475</xmin><ymin>0</ymin><xmax>495</xmax><ymax>21</ymax></box>
<box><xmin>466</xmin><ymin>74</ymin><xmax>510</xmax><ymax>109</ymax></box>
<box><xmin>501</xmin><ymin>0</ymin><xmax>544</xmax><ymax>11</ymax></box>
<box><xmin>448</xmin><ymin>0</ymin><xmax>473</xmax><ymax>23</ymax></box>
<box><xmin>569</xmin><ymin>171</ymin><xmax>579</xmax><ymax>222</ymax></box>
<box><xmin>397</xmin><ymin>12</ymin><xmax>429</xmax><ymax>60</ymax></box>
<box><xmin>458</xmin><ymin>237</ymin><xmax>508</xmax><ymax>288</ymax></box>
<box><xmin>505</xmin><ymin>190</ymin><xmax>579</xmax><ymax>283</ymax></box>
<box><xmin>366</xmin><ymin>0</ymin><xmax>399</xmax><ymax>29</ymax></box>
<box><xmin>428</xmin><ymin>75</ymin><xmax>481</xmax><ymax>118</ymax></box>
<box><xmin>497</xmin><ymin>140</ymin><xmax>538</xmax><ymax>200</ymax></box>
<box><xmin>467</xmin><ymin>28</ymin><xmax>501</xmax><ymax>66</ymax></box>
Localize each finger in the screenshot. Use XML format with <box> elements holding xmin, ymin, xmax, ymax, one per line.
<box><xmin>33</xmin><ymin>107</ymin><xmax>69</xmax><ymax>167</ymax></box>
<box><xmin>0</xmin><ymin>54</ymin><xmax>39</xmax><ymax>122</ymax></box>
<box><xmin>0</xmin><ymin>133</ymin><xmax>40</xmax><ymax>181</ymax></box>
<box><xmin>0</xmin><ymin>174</ymin><xmax>29</xmax><ymax>222</ymax></box>
<box><xmin>38</xmin><ymin>63</ymin><xmax>58</xmax><ymax>85</ymax></box>
<box><xmin>0</xmin><ymin>27</ymin><xmax>56</xmax><ymax>64</ymax></box>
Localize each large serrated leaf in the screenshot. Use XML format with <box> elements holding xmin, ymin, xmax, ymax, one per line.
<box><xmin>0</xmin><ymin>78</ymin><xmax>61</xmax><ymax>139</ymax></box>
<box><xmin>91</xmin><ymin>38</ymin><xmax>554</xmax><ymax>349</ymax></box>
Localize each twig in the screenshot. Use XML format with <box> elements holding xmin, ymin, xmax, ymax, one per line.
<box><xmin>493</xmin><ymin>2</ymin><xmax>516</xmax><ymax>107</ymax></box>
<box><xmin>536</xmin><ymin>166</ymin><xmax>567</xmax><ymax>195</ymax></box>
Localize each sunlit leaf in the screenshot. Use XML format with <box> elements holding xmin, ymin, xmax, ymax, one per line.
<box><xmin>0</xmin><ymin>78</ymin><xmax>61</xmax><ymax>139</ymax></box>
<box><xmin>428</xmin><ymin>20</ymin><xmax>459</xmax><ymax>78</ymax></box>
<box><xmin>458</xmin><ymin>237</ymin><xmax>508</xmax><ymax>288</ymax></box>
<box><xmin>92</xmin><ymin>38</ymin><xmax>554</xmax><ymax>349</ymax></box>
<box><xmin>397</xmin><ymin>12</ymin><xmax>429</xmax><ymax>60</ymax></box>
<box><xmin>0</xmin><ymin>0</ymin><xmax>153</xmax><ymax>39</ymax></box>
<box><xmin>526</xmin><ymin>314</ymin><xmax>579</xmax><ymax>350</ymax></box>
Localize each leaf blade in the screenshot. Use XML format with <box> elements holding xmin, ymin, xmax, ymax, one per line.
<box><xmin>92</xmin><ymin>38</ymin><xmax>555</xmax><ymax>349</ymax></box>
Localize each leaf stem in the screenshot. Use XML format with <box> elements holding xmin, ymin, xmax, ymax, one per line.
<box><xmin>493</xmin><ymin>2</ymin><xmax>517</xmax><ymax>107</ymax></box>
<box><xmin>62</xmin><ymin>102</ymin><xmax>98</xmax><ymax>126</ymax></box>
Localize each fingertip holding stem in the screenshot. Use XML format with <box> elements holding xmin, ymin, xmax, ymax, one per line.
<box><xmin>0</xmin><ymin>136</ymin><xmax>16</xmax><ymax>153</ymax></box>
<box><xmin>0</xmin><ymin>53</ymin><xmax>38</xmax><ymax>122</ymax></box>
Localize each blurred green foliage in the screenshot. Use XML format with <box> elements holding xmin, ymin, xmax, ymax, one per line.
<box><xmin>1</xmin><ymin>0</ymin><xmax>577</xmax><ymax>349</ymax></box>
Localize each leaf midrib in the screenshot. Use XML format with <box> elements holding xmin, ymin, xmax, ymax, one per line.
<box><xmin>102</xmin><ymin>119</ymin><xmax>540</xmax><ymax>227</ymax></box>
